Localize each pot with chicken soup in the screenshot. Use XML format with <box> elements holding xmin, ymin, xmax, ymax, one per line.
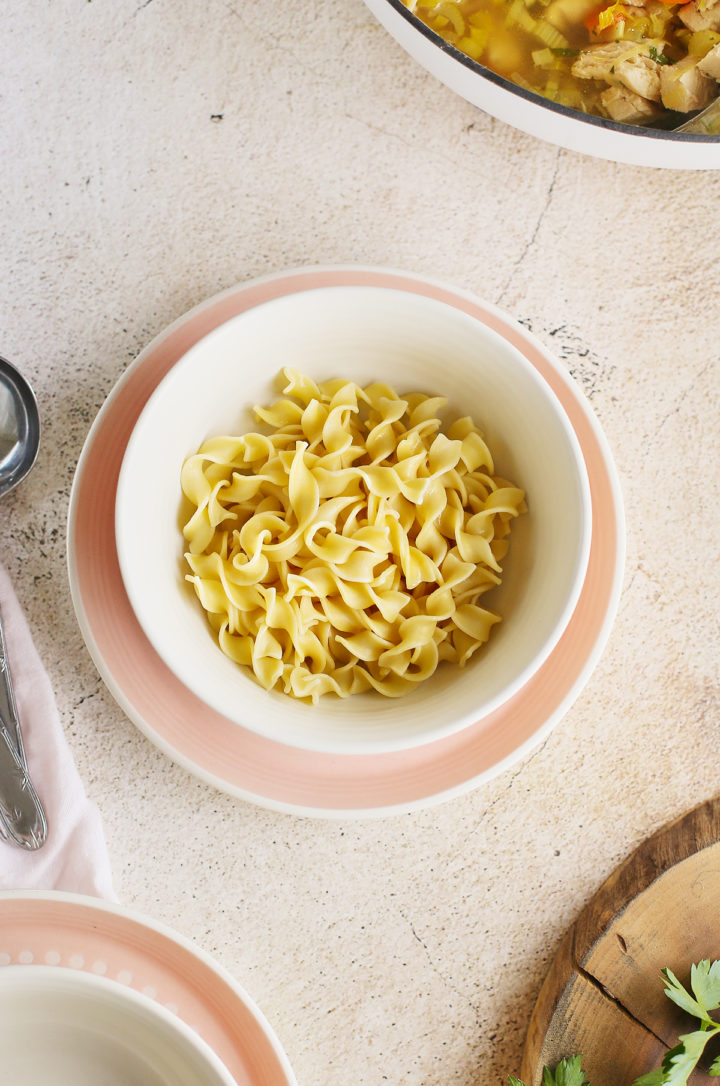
<box><xmin>363</xmin><ymin>0</ymin><xmax>720</xmax><ymax>167</ymax></box>
<box><xmin>404</xmin><ymin>0</ymin><xmax>720</xmax><ymax>123</ymax></box>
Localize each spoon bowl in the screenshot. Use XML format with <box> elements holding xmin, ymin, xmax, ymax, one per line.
<box><xmin>0</xmin><ymin>356</ymin><xmax>40</xmax><ymax>498</ymax></box>
<box><xmin>675</xmin><ymin>94</ymin><xmax>720</xmax><ymax>134</ymax></box>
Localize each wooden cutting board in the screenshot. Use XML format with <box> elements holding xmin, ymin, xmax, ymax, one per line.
<box><xmin>520</xmin><ymin>796</ymin><xmax>720</xmax><ymax>1085</ymax></box>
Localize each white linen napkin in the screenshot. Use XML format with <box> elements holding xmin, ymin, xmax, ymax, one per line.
<box><xmin>0</xmin><ymin>564</ymin><xmax>116</xmax><ymax>899</ymax></box>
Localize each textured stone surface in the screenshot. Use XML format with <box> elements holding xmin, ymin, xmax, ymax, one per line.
<box><xmin>2</xmin><ymin>2</ymin><xmax>720</xmax><ymax>1084</ymax></box>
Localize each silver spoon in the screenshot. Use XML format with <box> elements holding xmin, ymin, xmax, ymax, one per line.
<box><xmin>0</xmin><ymin>356</ymin><xmax>47</xmax><ymax>849</ymax></box>
<box><xmin>675</xmin><ymin>94</ymin><xmax>720</xmax><ymax>134</ymax></box>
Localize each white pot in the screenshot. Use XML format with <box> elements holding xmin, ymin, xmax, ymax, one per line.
<box><xmin>362</xmin><ymin>0</ymin><xmax>720</xmax><ymax>169</ymax></box>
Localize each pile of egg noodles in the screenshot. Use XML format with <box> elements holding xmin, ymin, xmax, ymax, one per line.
<box><xmin>181</xmin><ymin>369</ymin><xmax>525</xmax><ymax>703</ymax></box>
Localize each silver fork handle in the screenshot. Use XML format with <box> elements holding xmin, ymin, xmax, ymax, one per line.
<box><xmin>0</xmin><ymin>725</ymin><xmax>47</xmax><ymax>849</ymax></box>
<box><xmin>0</xmin><ymin>609</ymin><xmax>47</xmax><ymax>850</ymax></box>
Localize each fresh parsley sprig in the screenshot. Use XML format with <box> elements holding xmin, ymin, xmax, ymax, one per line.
<box><xmin>511</xmin><ymin>960</ymin><xmax>720</xmax><ymax>1086</ymax></box>
<box><xmin>509</xmin><ymin>1055</ymin><xmax>590</xmax><ymax>1086</ymax></box>
<box><xmin>643</xmin><ymin>960</ymin><xmax>720</xmax><ymax>1086</ymax></box>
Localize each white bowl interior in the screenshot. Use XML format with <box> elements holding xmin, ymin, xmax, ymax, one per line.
<box><xmin>0</xmin><ymin>966</ymin><xmax>236</xmax><ymax>1086</ymax></box>
<box><xmin>116</xmin><ymin>284</ymin><xmax>591</xmax><ymax>754</ymax></box>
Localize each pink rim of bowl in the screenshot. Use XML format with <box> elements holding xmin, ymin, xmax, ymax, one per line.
<box><xmin>67</xmin><ymin>265</ymin><xmax>625</xmax><ymax>818</ymax></box>
<box><xmin>0</xmin><ymin>890</ymin><xmax>297</xmax><ymax>1086</ymax></box>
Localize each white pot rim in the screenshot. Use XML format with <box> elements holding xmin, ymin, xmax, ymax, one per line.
<box><xmin>366</xmin><ymin>0</ymin><xmax>720</xmax><ymax>169</ymax></box>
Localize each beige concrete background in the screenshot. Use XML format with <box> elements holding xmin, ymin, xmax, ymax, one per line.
<box><xmin>2</xmin><ymin>2</ymin><xmax>720</xmax><ymax>1084</ymax></box>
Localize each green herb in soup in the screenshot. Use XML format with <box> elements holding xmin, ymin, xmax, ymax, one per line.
<box><xmin>403</xmin><ymin>0</ymin><xmax>720</xmax><ymax>125</ymax></box>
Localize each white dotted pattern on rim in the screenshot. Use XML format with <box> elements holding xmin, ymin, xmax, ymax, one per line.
<box><xmin>0</xmin><ymin>950</ymin><xmax>184</xmax><ymax>1017</ymax></box>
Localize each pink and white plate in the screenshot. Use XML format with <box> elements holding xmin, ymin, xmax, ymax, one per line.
<box><xmin>0</xmin><ymin>891</ymin><xmax>296</xmax><ymax>1086</ymax></box>
<box><xmin>67</xmin><ymin>265</ymin><xmax>625</xmax><ymax>817</ymax></box>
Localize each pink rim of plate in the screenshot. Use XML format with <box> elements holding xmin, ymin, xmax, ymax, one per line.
<box><xmin>67</xmin><ymin>266</ymin><xmax>625</xmax><ymax>818</ymax></box>
<box><xmin>0</xmin><ymin>890</ymin><xmax>296</xmax><ymax>1086</ymax></box>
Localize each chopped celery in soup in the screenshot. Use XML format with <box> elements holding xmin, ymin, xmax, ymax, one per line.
<box><xmin>403</xmin><ymin>0</ymin><xmax>720</xmax><ymax>125</ymax></box>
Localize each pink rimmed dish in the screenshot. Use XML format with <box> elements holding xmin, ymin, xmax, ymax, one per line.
<box><xmin>0</xmin><ymin>891</ymin><xmax>296</xmax><ymax>1086</ymax></box>
<box><xmin>115</xmin><ymin>284</ymin><xmax>592</xmax><ymax>756</ymax></box>
<box><xmin>67</xmin><ymin>265</ymin><xmax>625</xmax><ymax>817</ymax></box>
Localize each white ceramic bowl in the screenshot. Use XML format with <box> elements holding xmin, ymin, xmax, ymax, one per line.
<box><xmin>0</xmin><ymin>966</ymin><xmax>237</xmax><ymax>1086</ymax></box>
<box><xmin>362</xmin><ymin>0</ymin><xmax>720</xmax><ymax>170</ymax></box>
<box><xmin>116</xmin><ymin>281</ymin><xmax>591</xmax><ymax>755</ymax></box>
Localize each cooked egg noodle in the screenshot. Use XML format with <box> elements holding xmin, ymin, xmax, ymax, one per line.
<box><xmin>181</xmin><ymin>368</ymin><xmax>525</xmax><ymax>703</ymax></box>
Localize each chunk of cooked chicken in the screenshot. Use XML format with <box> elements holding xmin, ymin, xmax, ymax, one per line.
<box><xmin>660</xmin><ymin>54</ymin><xmax>717</xmax><ymax>108</ymax></box>
<box><xmin>617</xmin><ymin>52</ymin><xmax>662</xmax><ymax>99</ymax></box>
<box><xmin>572</xmin><ymin>40</ymin><xmax>641</xmax><ymax>79</ymax></box>
<box><xmin>698</xmin><ymin>41</ymin><xmax>720</xmax><ymax>79</ymax></box>
<box><xmin>600</xmin><ymin>84</ymin><xmax>664</xmax><ymax>122</ymax></box>
<box><xmin>678</xmin><ymin>0</ymin><xmax>720</xmax><ymax>32</ymax></box>
<box><xmin>572</xmin><ymin>41</ymin><xmax>663</xmax><ymax>99</ymax></box>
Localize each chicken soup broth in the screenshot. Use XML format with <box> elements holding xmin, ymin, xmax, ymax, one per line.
<box><xmin>403</xmin><ymin>0</ymin><xmax>720</xmax><ymax>125</ymax></box>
